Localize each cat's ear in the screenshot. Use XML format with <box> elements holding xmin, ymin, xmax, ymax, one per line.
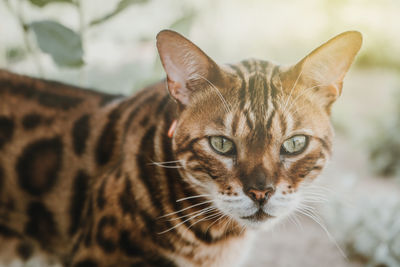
<box><xmin>286</xmin><ymin>31</ymin><xmax>362</xmax><ymax>108</ymax></box>
<box><xmin>156</xmin><ymin>30</ymin><xmax>222</xmax><ymax>106</ymax></box>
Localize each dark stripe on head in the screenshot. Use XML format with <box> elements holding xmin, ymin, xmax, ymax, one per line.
<box><xmin>315</xmin><ymin>137</ymin><xmax>332</xmax><ymax>154</ymax></box>
<box><xmin>175</xmin><ymin>137</ymin><xmax>201</xmax><ymax>156</ymax></box>
<box><xmin>248</xmin><ymin>75</ymin><xmax>256</xmax><ymax>103</ymax></box>
<box><xmin>279</xmin><ymin>113</ymin><xmax>287</xmax><ymax>136</ymax></box>
<box><xmin>270</xmin><ymin>66</ymin><xmax>280</xmax><ymax>99</ymax></box>
<box><xmin>229</xmin><ymin>65</ymin><xmax>246</xmax><ymax>110</ymax></box>
<box><xmin>231</xmin><ymin>113</ymin><xmax>239</xmax><ymax>136</ymax></box>
<box><xmin>242</xmin><ymin>60</ymin><xmax>253</xmax><ymax>73</ymax></box>
<box><xmin>289</xmin><ymin>150</ymin><xmax>322</xmax><ymax>180</ymax></box>
<box><xmin>266</xmin><ymin>110</ymin><xmax>276</xmax><ymax>139</ymax></box>
<box><xmin>213</xmin><ymin>116</ymin><xmax>225</xmax><ymax>127</ymax></box>
<box><xmin>244</xmin><ymin>110</ymin><xmax>254</xmax><ymax>130</ymax></box>
<box><xmin>259</xmin><ymin>60</ymin><xmax>270</xmax><ymax>73</ymax></box>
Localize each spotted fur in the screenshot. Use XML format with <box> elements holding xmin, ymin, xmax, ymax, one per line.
<box><xmin>0</xmin><ymin>30</ymin><xmax>361</xmax><ymax>266</ymax></box>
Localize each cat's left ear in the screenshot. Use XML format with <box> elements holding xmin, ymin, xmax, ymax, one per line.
<box><xmin>288</xmin><ymin>31</ymin><xmax>362</xmax><ymax>108</ymax></box>
<box><xmin>157</xmin><ymin>30</ymin><xmax>222</xmax><ymax>106</ymax></box>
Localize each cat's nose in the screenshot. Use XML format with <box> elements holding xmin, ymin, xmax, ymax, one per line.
<box><xmin>247</xmin><ymin>187</ymin><xmax>274</xmax><ymax>204</ymax></box>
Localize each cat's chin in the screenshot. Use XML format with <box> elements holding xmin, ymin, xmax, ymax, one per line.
<box><xmin>236</xmin><ymin>210</ymin><xmax>278</xmax><ymax>229</ymax></box>
<box><xmin>241</xmin><ymin>209</ymin><xmax>274</xmax><ymax>221</ymax></box>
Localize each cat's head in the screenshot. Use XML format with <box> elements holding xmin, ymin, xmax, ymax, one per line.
<box><xmin>157</xmin><ymin>30</ymin><xmax>361</xmax><ymax>228</ymax></box>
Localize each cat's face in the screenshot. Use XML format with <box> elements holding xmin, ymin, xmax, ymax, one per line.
<box><xmin>157</xmin><ymin>30</ymin><xmax>362</xmax><ymax>228</ymax></box>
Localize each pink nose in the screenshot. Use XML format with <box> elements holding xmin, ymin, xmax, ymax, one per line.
<box><xmin>248</xmin><ymin>189</ymin><xmax>269</xmax><ymax>201</ymax></box>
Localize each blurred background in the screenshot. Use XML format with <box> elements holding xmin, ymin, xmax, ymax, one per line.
<box><xmin>1</xmin><ymin>0</ymin><xmax>400</xmax><ymax>266</ymax></box>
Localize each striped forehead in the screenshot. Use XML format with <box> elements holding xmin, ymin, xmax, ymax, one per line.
<box><xmin>225</xmin><ymin>59</ymin><xmax>283</xmax><ymax>137</ymax></box>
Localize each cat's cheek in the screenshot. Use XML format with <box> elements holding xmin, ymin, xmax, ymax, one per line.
<box><xmin>183</xmin><ymin>172</ymin><xmax>213</xmax><ymax>190</ymax></box>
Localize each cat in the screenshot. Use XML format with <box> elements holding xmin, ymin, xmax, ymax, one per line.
<box><xmin>0</xmin><ymin>30</ymin><xmax>362</xmax><ymax>266</ymax></box>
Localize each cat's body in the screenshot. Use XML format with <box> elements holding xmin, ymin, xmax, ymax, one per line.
<box><xmin>0</xmin><ymin>68</ymin><xmax>251</xmax><ymax>267</ymax></box>
<box><xmin>0</xmin><ymin>30</ymin><xmax>362</xmax><ymax>266</ymax></box>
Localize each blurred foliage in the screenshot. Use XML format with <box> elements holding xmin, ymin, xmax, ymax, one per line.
<box><xmin>368</xmin><ymin>89</ymin><xmax>400</xmax><ymax>178</ymax></box>
<box><xmin>5</xmin><ymin>46</ymin><xmax>26</xmax><ymax>63</ymax></box>
<box><xmin>2</xmin><ymin>0</ymin><xmax>197</xmax><ymax>92</ymax></box>
<box><xmin>4</xmin><ymin>0</ymin><xmax>150</xmax><ymax>69</ymax></box>
<box><xmin>28</xmin><ymin>0</ymin><xmax>73</xmax><ymax>7</ymax></box>
<box><xmin>30</xmin><ymin>20</ymin><xmax>84</xmax><ymax>67</ymax></box>
<box><xmin>89</xmin><ymin>0</ymin><xmax>149</xmax><ymax>27</ymax></box>
<box><xmin>356</xmin><ymin>40</ymin><xmax>400</xmax><ymax>72</ymax></box>
<box><xmin>325</xmin><ymin>194</ymin><xmax>400</xmax><ymax>266</ymax></box>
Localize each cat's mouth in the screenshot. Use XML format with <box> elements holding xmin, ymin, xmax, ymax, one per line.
<box><xmin>241</xmin><ymin>209</ymin><xmax>274</xmax><ymax>222</ymax></box>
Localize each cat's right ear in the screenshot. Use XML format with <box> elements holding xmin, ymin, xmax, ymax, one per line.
<box><xmin>156</xmin><ymin>30</ymin><xmax>221</xmax><ymax>106</ymax></box>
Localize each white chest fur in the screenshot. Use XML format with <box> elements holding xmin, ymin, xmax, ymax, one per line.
<box><xmin>174</xmin><ymin>231</ymin><xmax>256</xmax><ymax>267</ymax></box>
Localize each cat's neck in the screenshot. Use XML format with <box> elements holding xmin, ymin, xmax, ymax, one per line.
<box><xmin>115</xmin><ymin>82</ymin><xmax>245</xmax><ymax>243</ymax></box>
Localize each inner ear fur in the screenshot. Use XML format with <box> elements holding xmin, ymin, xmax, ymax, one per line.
<box><xmin>156</xmin><ymin>30</ymin><xmax>223</xmax><ymax>106</ymax></box>
<box><xmin>282</xmin><ymin>31</ymin><xmax>362</xmax><ymax>109</ymax></box>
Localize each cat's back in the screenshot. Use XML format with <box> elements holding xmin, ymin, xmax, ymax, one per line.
<box><xmin>0</xmin><ymin>69</ymin><xmax>122</xmax><ymax>117</ymax></box>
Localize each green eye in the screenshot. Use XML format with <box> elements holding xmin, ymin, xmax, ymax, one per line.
<box><xmin>209</xmin><ymin>136</ymin><xmax>235</xmax><ymax>155</ymax></box>
<box><xmin>281</xmin><ymin>135</ymin><xmax>308</xmax><ymax>155</ymax></box>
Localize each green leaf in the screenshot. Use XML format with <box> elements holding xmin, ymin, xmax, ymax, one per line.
<box><xmin>89</xmin><ymin>0</ymin><xmax>148</xmax><ymax>27</ymax></box>
<box><xmin>28</xmin><ymin>0</ymin><xmax>74</xmax><ymax>8</ymax></box>
<box><xmin>30</xmin><ymin>20</ymin><xmax>84</xmax><ymax>68</ymax></box>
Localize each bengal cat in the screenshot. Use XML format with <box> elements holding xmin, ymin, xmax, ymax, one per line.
<box><xmin>0</xmin><ymin>30</ymin><xmax>362</xmax><ymax>266</ymax></box>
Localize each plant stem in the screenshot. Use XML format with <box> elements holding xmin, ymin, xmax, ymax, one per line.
<box><xmin>75</xmin><ymin>0</ymin><xmax>86</xmax><ymax>86</ymax></box>
<box><xmin>4</xmin><ymin>0</ymin><xmax>44</xmax><ymax>77</ymax></box>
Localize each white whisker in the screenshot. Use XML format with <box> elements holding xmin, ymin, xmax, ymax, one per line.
<box><xmin>176</xmin><ymin>194</ymin><xmax>211</xmax><ymax>202</ymax></box>
<box><xmin>205</xmin><ymin>214</ymin><xmax>227</xmax><ymax>233</ymax></box>
<box><xmin>188</xmin><ymin>211</ymin><xmax>223</xmax><ymax>229</ymax></box>
<box><xmin>168</xmin><ymin>206</ymin><xmax>217</xmax><ymax>221</ymax></box>
<box><xmin>296</xmin><ymin>207</ymin><xmax>348</xmax><ymax>260</ymax></box>
<box><xmin>158</xmin><ymin>200</ymin><xmax>213</xmax><ymax>219</ymax></box>
<box><xmin>158</xmin><ymin>206</ymin><xmax>215</xmax><ymax>235</ymax></box>
<box><xmin>193</xmin><ymin>73</ymin><xmax>232</xmax><ymax>114</ymax></box>
<box><xmin>149</xmin><ymin>160</ymin><xmax>184</xmax><ymax>169</ymax></box>
<box><xmin>282</xmin><ymin>61</ymin><xmax>306</xmax><ymax>114</ymax></box>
